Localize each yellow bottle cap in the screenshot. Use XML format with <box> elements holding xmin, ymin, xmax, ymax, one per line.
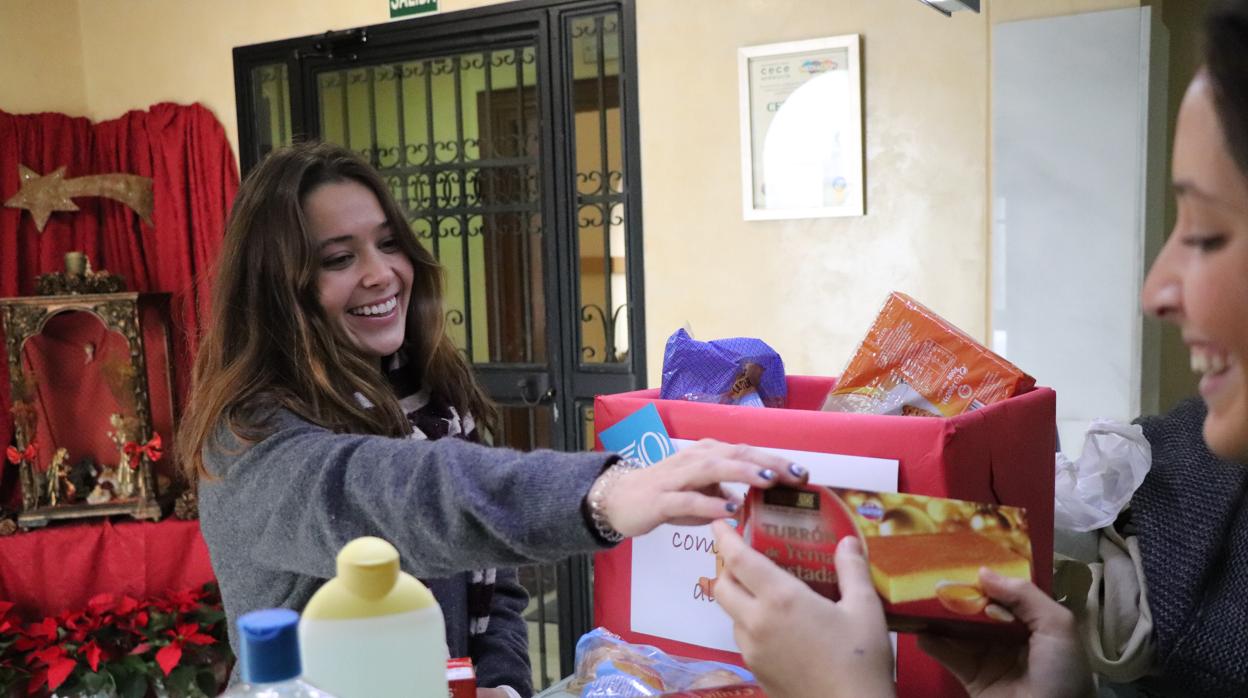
<box><xmin>301</xmin><ymin>537</ymin><xmax>437</xmax><ymax>620</ymax></box>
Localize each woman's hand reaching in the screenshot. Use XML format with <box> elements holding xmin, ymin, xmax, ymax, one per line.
<box><xmin>597</xmin><ymin>439</ymin><xmax>808</xmax><ymax>537</ymax></box>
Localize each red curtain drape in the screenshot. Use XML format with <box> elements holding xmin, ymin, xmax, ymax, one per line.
<box><xmin>0</xmin><ymin>103</ymin><xmax>239</xmax><ymax>493</ymax></box>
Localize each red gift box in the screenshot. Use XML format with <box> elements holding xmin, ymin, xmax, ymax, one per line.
<box><xmin>593</xmin><ymin>375</ymin><xmax>1055</xmax><ymax>698</ymax></box>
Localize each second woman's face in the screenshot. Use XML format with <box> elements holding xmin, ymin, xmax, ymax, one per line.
<box><xmin>1143</xmin><ymin>75</ymin><xmax>1248</xmax><ymax>461</ymax></box>
<box><xmin>305</xmin><ymin>179</ymin><xmax>415</xmax><ymax>359</ymax></box>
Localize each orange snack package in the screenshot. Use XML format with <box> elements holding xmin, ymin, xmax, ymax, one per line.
<box><xmin>823</xmin><ymin>292</ymin><xmax>1034</xmax><ymax>417</ymax></box>
<box><xmin>743</xmin><ymin>484</ymin><xmax>1033</xmax><ymax>638</ymax></box>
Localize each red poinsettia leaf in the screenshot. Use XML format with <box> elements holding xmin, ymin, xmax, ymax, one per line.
<box><xmin>60</xmin><ymin>610</ymin><xmax>86</xmax><ymax>629</ymax></box>
<box><xmin>115</xmin><ymin>596</ymin><xmax>140</xmax><ymax>615</ymax></box>
<box><xmin>87</xmin><ymin>593</ymin><xmax>116</xmax><ymax>615</ymax></box>
<box><xmin>45</xmin><ymin>654</ymin><xmax>74</xmax><ymax>694</ymax></box>
<box><xmin>129</xmin><ymin>642</ymin><xmax>151</xmax><ymax>655</ymax></box>
<box><xmin>81</xmin><ymin>613</ymin><xmax>105</xmax><ymax>632</ymax></box>
<box><xmin>28</xmin><ymin>617</ymin><xmax>59</xmax><ymax>641</ymax></box>
<box><xmin>14</xmin><ymin>635</ymin><xmax>42</xmax><ymax>651</ymax></box>
<box><xmin>32</xmin><ymin>645</ymin><xmax>67</xmax><ymax>665</ymax></box>
<box><xmin>81</xmin><ymin>640</ymin><xmax>103</xmax><ymax>672</ymax></box>
<box><xmin>25</xmin><ymin>668</ymin><xmax>48</xmax><ymax>695</ymax></box>
<box><xmin>155</xmin><ymin>643</ymin><xmax>182</xmax><ymax>676</ymax></box>
<box><xmin>0</xmin><ymin>600</ymin><xmax>13</xmax><ymax>615</ymax></box>
<box><xmin>174</xmin><ymin>623</ymin><xmax>201</xmax><ymax>638</ymax></box>
<box><xmin>165</xmin><ymin>589</ymin><xmax>200</xmax><ymax>612</ymax></box>
<box><xmin>184</xmin><ymin>631</ymin><xmax>215</xmax><ymax>646</ymax></box>
<box><xmin>46</xmin><ymin>655</ymin><xmax>76</xmax><ymax>691</ymax></box>
<box><xmin>134</xmin><ymin>610</ymin><xmax>150</xmax><ymax>628</ymax></box>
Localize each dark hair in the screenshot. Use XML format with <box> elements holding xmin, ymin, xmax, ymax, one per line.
<box><xmin>1207</xmin><ymin>0</ymin><xmax>1248</xmax><ymax>176</ymax></box>
<box><xmin>177</xmin><ymin>141</ymin><xmax>496</xmax><ymax>478</ymax></box>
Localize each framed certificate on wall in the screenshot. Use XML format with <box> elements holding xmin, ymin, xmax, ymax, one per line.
<box><xmin>738</xmin><ymin>35</ymin><xmax>864</xmax><ymax>220</ymax></box>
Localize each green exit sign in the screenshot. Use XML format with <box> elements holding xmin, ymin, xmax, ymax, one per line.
<box><xmin>390</xmin><ymin>0</ymin><xmax>437</xmax><ymax>18</ymax></box>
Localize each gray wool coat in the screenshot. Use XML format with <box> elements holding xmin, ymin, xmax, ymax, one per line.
<box><xmin>197</xmin><ymin>409</ymin><xmax>616</xmax><ymax>695</ymax></box>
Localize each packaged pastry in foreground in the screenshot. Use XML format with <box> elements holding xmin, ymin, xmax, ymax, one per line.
<box><xmin>572</xmin><ymin>627</ymin><xmax>755</xmax><ymax>697</ymax></box>
<box><xmin>823</xmin><ymin>292</ymin><xmax>1034</xmax><ymax>417</ymax></box>
<box><xmin>658</xmin><ymin>686</ymin><xmax>767</xmax><ymax>697</ymax></box>
<box><xmin>742</xmin><ymin>484</ymin><xmax>1033</xmax><ymax>638</ymax></box>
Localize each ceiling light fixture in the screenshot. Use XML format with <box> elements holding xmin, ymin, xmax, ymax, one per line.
<box><xmin>918</xmin><ymin>0</ymin><xmax>981</xmax><ymax>17</ymax></box>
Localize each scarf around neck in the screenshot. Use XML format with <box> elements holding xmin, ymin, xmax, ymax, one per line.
<box><xmin>357</xmin><ymin>354</ymin><xmax>497</xmax><ymax>636</ymax></box>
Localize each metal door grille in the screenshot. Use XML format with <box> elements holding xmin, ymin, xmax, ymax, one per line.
<box><xmin>316</xmin><ymin>48</ymin><xmax>545</xmax><ymax>366</ymax></box>
<box><xmin>569</xmin><ymin>13</ymin><xmax>631</xmax><ymax>367</ymax></box>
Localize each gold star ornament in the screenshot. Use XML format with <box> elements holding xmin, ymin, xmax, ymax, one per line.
<box><xmin>4</xmin><ymin>164</ymin><xmax>154</xmax><ymax>232</ymax></box>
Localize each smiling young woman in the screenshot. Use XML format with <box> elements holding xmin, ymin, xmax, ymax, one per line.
<box><xmin>174</xmin><ymin>141</ymin><xmax>807</xmax><ymax>696</ymax></box>
<box><xmin>1141</xmin><ymin>55</ymin><xmax>1248</xmax><ymax>463</ymax></box>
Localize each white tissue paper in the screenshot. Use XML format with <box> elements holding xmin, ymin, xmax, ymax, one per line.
<box><xmin>1053</xmin><ymin>420</ymin><xmax>1152</xmax><ymax>532</ymax></box>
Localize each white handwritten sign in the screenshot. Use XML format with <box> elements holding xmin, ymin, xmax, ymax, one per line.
<box><xmin>629</xmin><ymin>440</ymin><xmax>899</xmax><ymax>651</ymax></box>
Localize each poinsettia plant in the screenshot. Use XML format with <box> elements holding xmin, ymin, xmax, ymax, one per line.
<box><xmin>0</xmin><ymin>583</ymin><xmax>232</xmax><ymax>698</ymax></box>
<box><xmin>0</xmin><ymin>602</ymin><xmax>26</xmax><ymax>697</ymax></box>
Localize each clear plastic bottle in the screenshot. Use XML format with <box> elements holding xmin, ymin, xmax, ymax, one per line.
<box><xmin>220</xmin><ymin>608</ymin><xmax>338</xmax><ymax>697</ymax></box>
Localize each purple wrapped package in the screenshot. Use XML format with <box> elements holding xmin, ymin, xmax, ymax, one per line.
<box><xmin>659</xmin><ymin>329</ymin><xmax>786</xmax><ymax>408</ymax></box>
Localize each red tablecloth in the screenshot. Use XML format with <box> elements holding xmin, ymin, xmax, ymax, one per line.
<box><xmin>0</xmin><ymin>518</ymin><xmax>214</xmax><ymax>620</ymax></box>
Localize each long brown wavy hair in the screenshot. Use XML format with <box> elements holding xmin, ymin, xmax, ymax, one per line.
<box><xmin>176</xmin><ymin>141</ymin><xmax>496</xmax><ymax>479</ymax></box>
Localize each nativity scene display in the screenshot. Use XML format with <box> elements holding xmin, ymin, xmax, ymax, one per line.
<box><xmin>2</xmin><ymin>291</ymin><xmax>165</xmax><ymax>528</ymax></box>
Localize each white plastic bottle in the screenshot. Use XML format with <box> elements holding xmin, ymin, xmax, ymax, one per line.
<box><xmin>220</xmin><ymin>608</ymin><xmax>337</xmax><ymax>697</ymax></box>
<box><xmin>299</xmin><ymin>537</ymin><xmax>449</xmax><ymax>698</ymax></box>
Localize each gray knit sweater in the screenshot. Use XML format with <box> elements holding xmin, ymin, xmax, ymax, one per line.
<box><xmin>197</xmin><ymin>409</ymin><xmax>616</xmax><ymax>691</ymax></box>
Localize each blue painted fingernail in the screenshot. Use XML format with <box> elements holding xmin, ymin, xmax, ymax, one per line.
<box><xmin>725</xmin><ymin>501</ymin><xmax>739</xmax><ymax>514</ymax></box>
<box><xmin>759</xmin><ymin>468</ymin><xmax>776</xmax><ymax>481</ymax></box>
<box><xmin>788</xmin><ymin>463</ymin><xmax>807</xmax><ymax>477</ymax></box>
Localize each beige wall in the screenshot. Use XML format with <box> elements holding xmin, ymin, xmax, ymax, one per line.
<box><xmin>640</xmin><ymin>2</ymin><xmax>991</xmax><ymax>381</ymax></box>
<box><xmin>76</xmin><ymin>1</ymin><xmax>452</xmax><ymax>146</ymax></box>
<box><xmin>2</xmin><ymin>0</ymin><xmax>1200</xmax><ymax>400</ymax></box>
<box><xmin>638</xmin><ymin>0</ymin><xmax>1139</xmax><ymax>383</ymax></box>
<box><xmin>0</xmin><ymin>0</ymin><xmax>86</xmax><ymax>115</ymax></box>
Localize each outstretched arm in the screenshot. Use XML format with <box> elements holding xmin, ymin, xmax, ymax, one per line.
<box><xmin>200</xmin><ymin>413</ymin><xmax>806</xmax><ymax>580</ymax></box>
